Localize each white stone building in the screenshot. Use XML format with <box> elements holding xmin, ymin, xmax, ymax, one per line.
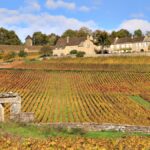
<box><xmin>53</xmin><ymin>35</ymin><xmax>150</xmax><ymax>56</ymax></box>
<box><xmin>53</xmin><ymin>35</ymin><xmax>98</xmax><ymax>56</ymax></box>
<box><xmin>109</xmin><ymin>36</ymin><xmax>150</xmax><ymax>53</ymax></box>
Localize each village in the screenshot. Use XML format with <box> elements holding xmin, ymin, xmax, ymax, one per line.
<box><xmin>0</xmin><ymin>27</ymin><xmax>150</xmax><ymax>60</ymax></box>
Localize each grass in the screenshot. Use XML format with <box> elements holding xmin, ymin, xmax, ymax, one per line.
<box><xmin>84</xmin><ymin>131</ymin><xmax>150</xmax><ymax>139</ymax></box>
<box><xmin>22</xmin><ymin>56</ymin><xmax>150</xmax><ymax>65</ymax></box>
<box><xmin>0</xmin><ymin>122</ymin><xmax>150</xmax><ymax>139</ymax></box>
<box><xmin>130</xmin><ymin>95</ymin><xmax>150</xmax><ymax>110</ymax></box>
<box><xmin>24</xmin><ymin>59</ymin><xmax>41</xmax><ymax>64</ymax></box>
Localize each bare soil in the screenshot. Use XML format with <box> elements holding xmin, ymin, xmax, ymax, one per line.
<box><xmin>0</xmin><ymin>61</ymin><xmax>23</xmax><ymax>69</ymax></box>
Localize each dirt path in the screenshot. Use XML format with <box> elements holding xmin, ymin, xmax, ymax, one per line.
<box><xmin>0</xmin><ymin>61</ymin><xmax>23</xmax><ymax>69</ymax></box>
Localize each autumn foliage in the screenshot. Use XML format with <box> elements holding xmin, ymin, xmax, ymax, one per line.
<box><xmin>0</xmin><ymin>135</ymin><xmax>150</xmax><ymax>150</ymax></box>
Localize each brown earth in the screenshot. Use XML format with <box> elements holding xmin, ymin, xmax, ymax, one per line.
<box><xmin>0</xmin><ymin>61</ymin><xmax>23</xmax><ymax>69</ymax></box>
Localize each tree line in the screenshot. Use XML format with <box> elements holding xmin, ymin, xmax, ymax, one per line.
<box><xmin>0</xmin><ymin>26</ymin><xmax>150</xmax><ymax>46</ymax></box>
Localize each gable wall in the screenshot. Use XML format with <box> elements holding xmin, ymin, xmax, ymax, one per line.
<box><xmin>53</xmin><ymin>39</ymin><xmax>97</xmax><ymax>56</ymax></box>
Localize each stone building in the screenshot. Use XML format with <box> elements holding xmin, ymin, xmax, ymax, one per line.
<box><xmin>109</xmin><ymin>36</ymin><xmax>150</xmax><ymax>53</ymax></box>
<box><xmin>53</xmin><ymin>35</ymin><xmax>98</xmax><ymax>56</ymax></box>
<box><xmin>53</xmin><ymin>35</ymin><xmax>150</xmax><ymax>56</ymax></box>
<box><xmin>25</xmin><ymin>35</ymin><xmax>33</xmax><ymax>47</ymax></box>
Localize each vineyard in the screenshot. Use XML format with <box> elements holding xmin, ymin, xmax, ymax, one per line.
<box><xmin>0</xmin><ymin>68</ymin><xmax>150</xmax><ymax>125</ymax></box>
<box><xmin>0</xmin><ymin>135</ymin><xmax>150</xmax><ymax>149</ymax></box>
<box><xmin>15</xmin><ymin>61</ymin><xmax>150</xmax><ymax>72</ymax></box>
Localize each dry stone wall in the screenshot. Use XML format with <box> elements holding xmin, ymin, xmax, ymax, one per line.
<box><xmin>0</xmin><ymin>45</ymin><xmax>42</xmax><ymax>53</ymax></box>
<box><xmin>37</xmin><ymin>123</ymin><xmax>150</xmax><ymax>134</ymax></box>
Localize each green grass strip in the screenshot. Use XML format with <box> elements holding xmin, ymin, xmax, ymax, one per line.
<box><xmin>130</xmin><ymin>95</ymin><xmax>150</xmax><ymax>110</ymax></box>
<box><xmin>0</xmin><ymin>123</ymin><xmax>150</xmax><ymax>139</ymax></box>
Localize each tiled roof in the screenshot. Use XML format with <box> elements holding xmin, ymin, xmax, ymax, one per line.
<box><xmin>26</xmin><ymin>35</ymin><xmax>32</xmax><ymax>40</ymax></box>
<box><xmin>144</xmin><ymin>36</ymin><xmax>150</xmax><ymax>42</ymax></box>
<box><xmin>55</xmin><ymin>37</ymin><xmax>87</xmax><ymax>48</ymax></box>
<box><xmin>113</xmin><ymin>37</ymin><xmax>145</xmax><ymax>44</ymax></box>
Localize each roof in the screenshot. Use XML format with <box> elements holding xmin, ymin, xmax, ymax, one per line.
<box><xmin>26</xmin><ymin>35</ymin><xmax>32</xmax><ymax>40</ymax></box>
<box><xmin>113</xmin><ymin>37</ymin><xmax>145</xmax><ymax>45</ymax></box>
<box><xmin>144</xmin><ymin>36</ymin><xmax>150</xmax><ymax>42</ymax></box>
<box><xmin>55</xmin><ymin>37</ymin><xmax>87</xmax><ymax>48</ymax></box>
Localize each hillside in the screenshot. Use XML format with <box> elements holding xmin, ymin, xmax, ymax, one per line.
<box><xmin>0</xmin><ymin>56</ymin><xmax>150</xmax><ymax>125</ymax></box>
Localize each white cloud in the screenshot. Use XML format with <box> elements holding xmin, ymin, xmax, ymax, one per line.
<box><xmin>118</xmin><ymin>19</ymin><xmax>150</xmax><ymax>33</ymax></box>
<box><xmin>46</xmin><ymin>0</ymin><xmax>76</xmax><ymax>10</ymax></box>
<box><xmin>130</xmin><ymin>13</ymin><xmax>145</xmax><ymax>19</ymax></box>
<box><xmin>79</xmin><ymin>6</ymin><xmax>90</xmax><ymax>12</ymax></box>
<box><xmin>0</xmin><ymin>8</ymin><xmax>97</xmax><ymax>42</ymax></box>
<box><xmin>21</xmin><ymin>0</ymin><xmax>41</xmax><ymax>12</ymax></box>
<box><xmin>46</xmin><ymin>0</ymin><xmax>90</xmax><ymax>12</ymax></box>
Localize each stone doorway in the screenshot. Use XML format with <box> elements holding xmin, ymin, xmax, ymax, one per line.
<box><xmin>0</xmin><ymin>92</ymin><xmax>34</xmax><ymax>123</ymax></box>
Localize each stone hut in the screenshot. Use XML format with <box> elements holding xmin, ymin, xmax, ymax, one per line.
<box><xmin>25</xmin><ymin>35</ymin><xmax>33</xmax><ymax>47</ymax></box>
<box><xmin>0</xmin><ymin>92</ymin><xmax>34</xmax><ymax>123</ymax></box>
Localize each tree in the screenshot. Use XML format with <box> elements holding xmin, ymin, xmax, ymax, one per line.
<box><xmin>32</xmin><ymin>32</ymin><xmax>49</xmax><ymax>45</ymax></box>
<box><xmin>134</xmin><ymin>29</ymin><xmax>143</xmax><ymax>37</ymax></box>
<box><xmin>40</xmin><ymin>46</ymin><xmax>53</xmax><ymax>56</ymax></box>
<box><xmin>0</xmin><ymin>27</ymin><xmax>21</xmax><ymax>45</ymax></box>
<box><xmin>77</xmin><ymin>27</ymin><xmax>92</xmax><ymax>37</ymax></box>
<box><xmin>62</xmin><ymin>29</ymin><xmax>78</xmax><ymax>38</ymax></box>
<box><xmin>18</xmin><ymin>50</ymin><xmax>28</xmax><ymax>58</ymax></box>
<box><xmin>47</xmin><ymin>33</ymin><xmax>59</xmax><ymax>46</ymax></box>
<box><xmin>70</xmin><ymin>50</ymin><xmax>78</xmax><ymax>55</ymax></box>
<box><xmin>62</xmin><ymin>27</ymin><xmax>92</xmax><ymax>38</ymax></box>
<box><xmin>76</xmin><ymin>51</ymin><xmax>86</xmax><ymax>57</ymax></box>
<box><xmin>94</xmin><ymin>30</ymin><xmax>111</xmax><ymax>52</ymax></box>
<box><xmin>117</xmin><ymin>29</ymin><xmax>132</xmax><ymax>38</ymax></box>
<box><xmin>110</xmin><ymin>29</ymin><xmax>132</xmax><ymax>38</ymax></box>
<box><xmin>110</xmin><ymin>31</ymin><xmax>117</xmax><ymax>38</ymax></box>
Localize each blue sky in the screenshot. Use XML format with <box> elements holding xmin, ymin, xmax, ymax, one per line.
<box><xmin>0</xmin><ymin>0</ymin><xmax>150</xmax><ymax>41</ymax></box>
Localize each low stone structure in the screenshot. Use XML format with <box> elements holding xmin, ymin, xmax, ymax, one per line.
<box><xmin>0</xmin><ymin>45</ymin><xmax>42</xmax><ymax>53</ymax></box>
<box><xmin>18</xmin><ymin>112</ymin><xmax>34</xmax><ymax>123</ymax></box>
<box><xmin>0</xmin><ymin>92</ymin><xmax>34</xmax><ymax>123</ymax></box>
<box><xmin>38</xmin><ymin>123</ymin><xmax>150</xmax><ymax>134</ymax></box>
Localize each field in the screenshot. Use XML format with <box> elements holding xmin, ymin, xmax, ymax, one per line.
<box><xmin>0</xmin><ymin>56</ymin><xmax>150</xmax><ymax>125</ymax></box>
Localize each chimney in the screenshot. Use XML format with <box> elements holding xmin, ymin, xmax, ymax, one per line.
<box><xmin>131</xmin><ymin>35</ymin><xmax>134</xmax><ymax>39</ymax></box>
<box><xmin>114</xmin><ymin>37</ymin><xmax>119</xmax><ymax>44</ymax></box>
<box><xmin>67</xmin><ymin>36</ymin><xmax>70</xmax><ymax>44</ymax></box>
<box><xmin>87</xmin><ymin>35</ymin><xmax>90</xmax><ymax>40</ymax></box>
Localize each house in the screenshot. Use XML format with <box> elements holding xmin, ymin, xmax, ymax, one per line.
<box><xmin>53</xmin><ymin>35</ymin><xmax>98</xmax><ymax>56</ymax></box>
<box><xmin>109</xmin><ymin>36</ymin><xmax>150</xmax><ymax>53</ymax></box>
<box><xmin>53</xmin><ymin>34</ymin><xmax>150</xmax><ymax>56</ymax></box>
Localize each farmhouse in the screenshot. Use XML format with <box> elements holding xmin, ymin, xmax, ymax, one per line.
<box><xmin>53</xmin><ymin>35</ymin><xmax>150</xmax><ymax>56</ymax></box>
<box><xmin>53</xmin><ymin>35</ymin><xmax>98</xmax><ymax>56</ymax></box>
<box><xmin>109</xmin><ymin>36</ymin><xmax>150</xmax><ymax>53</ymax></box>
